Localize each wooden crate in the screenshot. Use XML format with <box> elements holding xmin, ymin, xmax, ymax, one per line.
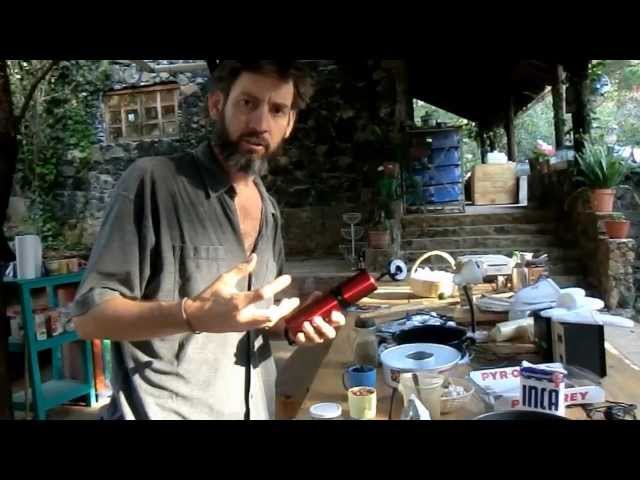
<box><xmin>472</xmin><ymin>164</ymin><xmax>517</xmax><ymax>205</ymax></box>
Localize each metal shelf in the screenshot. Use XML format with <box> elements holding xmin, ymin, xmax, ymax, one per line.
<box><xmin>12</xmin><ymin>379</ymin><xmax>93</xmax><ymax>412</ymax></box>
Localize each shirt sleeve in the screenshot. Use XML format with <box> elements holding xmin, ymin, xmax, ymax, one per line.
<box><xmin>70</xmin><ymin>163</ymin><xmax>156</xmax><ymax>318</ymax></box>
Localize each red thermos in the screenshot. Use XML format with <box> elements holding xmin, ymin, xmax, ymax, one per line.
<box><xmin>284</xmin><ymin>270</ymin><xmax>378</xmax><ymax>336</ymax></box>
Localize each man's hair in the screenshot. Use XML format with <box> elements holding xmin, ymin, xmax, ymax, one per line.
<box><xmin>206</xmin><ymin>59</ymin><xmax>315</xmax><ymax>111</ymax></box>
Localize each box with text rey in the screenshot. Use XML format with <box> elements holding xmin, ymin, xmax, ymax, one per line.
<box><xmin>470</xmin><ymin>363</ymin><xmax>605</xmax><ymax>413</ymax></box>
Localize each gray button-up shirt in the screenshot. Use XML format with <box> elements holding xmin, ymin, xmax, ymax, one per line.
<box><xmin>71</xmin><ymin>141</ymin><xmax>285</xmax><ymax>420</ymax></box>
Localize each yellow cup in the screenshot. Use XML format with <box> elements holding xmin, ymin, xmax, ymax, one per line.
<box><xmin>348</xmin><ymin>386</ymin><xmax>377</xmax><ymax>420</ymax></box>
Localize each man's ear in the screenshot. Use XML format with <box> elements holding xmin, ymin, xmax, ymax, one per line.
<box><xmin>284</xmin><ymin>110</ymin><xmax>297</xmax><ymax>139</ymax></box>
<box><xmin>208</xmin><ymin>91</ymin><xmax>225</xmax><ymax>119</ymax></box>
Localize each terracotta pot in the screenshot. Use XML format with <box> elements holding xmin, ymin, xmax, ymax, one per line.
<box><xmin>368</xmin><ymin>230</ymin><xmax>391</xmax><ymax>249</ymax></box>
<box><xmin>605</xmin><ymin>220</ymin><xmax>631</xmax><ymax>239</ymax></box>
<box><xmin>589</xmin><ymin>188</ymin><xmax>615</xmax><ymax>213</ymax></box>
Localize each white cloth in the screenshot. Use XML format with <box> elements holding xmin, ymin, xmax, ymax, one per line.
<box><xmin>552</xmin><ymin>309</ymin><xmax>634</xmax><ymax>328</ymax></box>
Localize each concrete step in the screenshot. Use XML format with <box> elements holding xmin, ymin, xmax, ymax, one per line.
<box><xmin>402</xmin><ymin>234</ymin><xmax>560</xmax><ymax>251</ymax></box>
<box><xmin>403</xmin><ymin>223</ymin><xmax>557</xmax><ymax>239</ymax></box>
<box><xmin>402</xmin><ymin>209</ymin><xmax>556</xmax><ymax>229</ymax></box>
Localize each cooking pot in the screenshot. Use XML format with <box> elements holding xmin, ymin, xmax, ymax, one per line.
<box><xmin>380</xmin><ymin>342</ymin><xmax>461</xmax><ymax>388</ymax></box>
<box><xmin>474</xmin><ymin>410</ymin><xmax>568</xmax><ymax>420</ymax></box>
<box><xmin>393</xmin><ymin>324</ymin><xmax>476</xmax><ymax>356</ymax></box>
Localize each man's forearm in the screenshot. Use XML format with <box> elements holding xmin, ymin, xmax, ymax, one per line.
<box><xmin>74</xmin><ymin>296</ymin><xmax>190</xmax><ymax>341</ymax></box>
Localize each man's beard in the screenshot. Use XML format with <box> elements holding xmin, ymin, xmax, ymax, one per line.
<box><xmin>212</xmin><ymin>118</ymin><xmax>285</xmax><ymax>178</ymax></box>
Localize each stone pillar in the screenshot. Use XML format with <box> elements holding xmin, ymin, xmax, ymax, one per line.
<box><xmin>599</xmin><ymin>238</ymin><xmax>636</xmax><ymax>310</ymax></box>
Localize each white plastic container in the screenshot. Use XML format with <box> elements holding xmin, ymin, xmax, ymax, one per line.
<box><xmin>309</xmin><ymin>402</ymin><xmax>343</xmax><ymax>420</ymax></box>
<box><xmin>486</xmin><ymin>151</ymin><xmax>508</xmax><ymax>164</ymax></box>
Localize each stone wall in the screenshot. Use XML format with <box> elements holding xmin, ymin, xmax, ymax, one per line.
<box><xmin>598</xmin><ymin>238</ymin><xmax>637</xmax><ymax>310</ymax></box>
<box><xmin>46</xmin><ymin>61</ymin><xmax>212</xmax><ymax>246</ymax></box>
<box><xmin>282</xmin><ymin>205</ymin><xmax>366</xmax><ymax>258</ymax></box>
<box><xmin>562</xmin><ymin>209</ymin><xmax>637</xmax><ymax>310</ymax></box>
<box><xmin>9</xmin><ymin>60</ymin><xmax>401</xmax><ymax>259</ymax></box>
<box><xmin>615</xmin><ymin>183</ymin><xmax>640</xmax><ymax>292</ymax></box>
<box><xmin>540</xmin><ymin>168</ymin><xmax>639</xmax><ymax>311</ymax></box>
<box><xmin>49</xmin><ymin>60</ymin><xmax>399</xmax><ymax>255</ymax></box>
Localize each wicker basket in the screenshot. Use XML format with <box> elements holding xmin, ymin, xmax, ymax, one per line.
<box><xmin>440</xmin><ymin>378</ymin><xmax>475</xmax><ymax>414</ymax></box>
<box><xmin>408</xmin><ymin>250</ymin><xmax>457</xmax><ymax>298</ymax></box>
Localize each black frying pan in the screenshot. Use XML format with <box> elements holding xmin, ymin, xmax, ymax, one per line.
<box><xmin>392</xmin><ymin>324</ymin><xmax>476</xmax><ymax>356</ymax></box>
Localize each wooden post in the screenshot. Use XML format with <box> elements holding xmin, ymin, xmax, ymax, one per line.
<box><xmin>385</xmin><ymin>59</ymin><xmax>410</xmax><ymax>137</ymax></box>
<box><xmin>505</xmin><ymin>95</ymin><xmax>517</xmax><ymax>162</ymax></box>
<box><xmin>552</xmin><ymin>64</ymin><xmax>566</xmax><ymax>150</ymax></box>
<box><xmin>569</xmin><ymin>61</ymin><xmax>592</xmax><ymax>156</ymax></box>
<box><xmin>478</xmin><ymin>124</ymin><xmax>488</xmax><ymax>163</ymax></box>
<box><xmin>488</xmin><ymin>130</ymin><xmax>497</xmax><ymax>152</ymax></box>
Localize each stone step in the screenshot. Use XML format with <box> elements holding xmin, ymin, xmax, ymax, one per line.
<box><xmin>365</xmin><ymin>248</ymin><xmax>584</xmax><ymax>278</ymax></box>
<box><xmin>402</xmin><ymin>234</ymin><xmax>560</xmax><ymax>252</ymax></box>
<box><xmin>553</xmin><ymin>275</ymin><xmax>586</xmax><ymax>289</ymax></box>
<box><xmin>403</xmin><ymin>223</ymin><xmax>557</xmax><ymax>239</ymax></box>
<box><xmin>401</xmin><ymin>247</ymin><xmax>581</xmax><ymax>266</ymax></box>
<box><xmin>402</xmin><ymin>209</ymin><xmax>555</xmax><ymax>229</ymax></box>
<box><xmin>547</xmin><ymin>261</ymin><xmax>584</xmax><ymax>276</ymax></box>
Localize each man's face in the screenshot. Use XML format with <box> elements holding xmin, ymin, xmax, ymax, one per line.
<box><xmin>209</xmin><ymin>71</ymin><xmax>297</xmax><ymax>177</ymax></box>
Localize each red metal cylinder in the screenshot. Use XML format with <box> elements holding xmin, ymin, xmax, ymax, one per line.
<box><xmin>284</xmin><ymin>271</ymin><xmax>378</xmax><ymax>335</ymax></box>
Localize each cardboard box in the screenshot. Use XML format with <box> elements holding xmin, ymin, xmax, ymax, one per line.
<box><xmin>472</xmin><ymin>164</ymin><xmax>517</xmax><ymax>205</ymax></box>
<box><xmin>470</xmin><ymin>363</ymin><xmax>605</xmax><ymax>411</ymax></box>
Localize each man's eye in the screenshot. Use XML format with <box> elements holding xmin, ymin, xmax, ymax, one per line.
<box><xmin>240</xmin><ymin>98</ymin><xmax>254</xmax><ymax>109</ymax></box>
<box><xmin>272</xmin><ymin>106</ymin><xmax>288</xmax><ymax>117</ymax></box>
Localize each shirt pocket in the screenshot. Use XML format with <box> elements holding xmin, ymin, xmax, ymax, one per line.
<box><xmin>173</xmin><ymin>244</ymin><xmax>226</xmax><ymax>298</ymax></box>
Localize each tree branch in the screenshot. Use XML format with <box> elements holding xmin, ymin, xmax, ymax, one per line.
<box><xmin>15</xmin><ymin>60</ymin><xmax>60</xmax><ymax>128</ymax></box>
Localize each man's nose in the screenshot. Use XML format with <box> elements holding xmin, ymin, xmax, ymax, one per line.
<box><xmin>247</xmin><ymin>103</ymin><xmax>270</xmax><ymax>133</ymax></box>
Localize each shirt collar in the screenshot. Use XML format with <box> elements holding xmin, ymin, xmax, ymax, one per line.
<box><xmin>193</xmin><ymin>141</ymin><xmax>276</xmax><ymax>218</ymax></box>
<box><xmin>194</xmin><ymin>141</ymin><xmax>232</xmax><ymax>198</ymax></box>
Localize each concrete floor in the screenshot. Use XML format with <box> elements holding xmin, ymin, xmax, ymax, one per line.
<box><xmin>604</xmin><ymin>324</ymin><xmax>640</xmax><ymax>368</ymax></box>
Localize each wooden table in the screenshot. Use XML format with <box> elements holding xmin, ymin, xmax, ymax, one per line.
<box><xmin>295</xmin><ymin>304</ymin><xmax>640</xmax><ymax>420</ymax></box>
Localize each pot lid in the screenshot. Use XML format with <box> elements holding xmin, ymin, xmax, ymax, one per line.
<box><xmin>380</xmin><ymin>343</ymin><xmax>461</xmax><ymax>372</ymax></box>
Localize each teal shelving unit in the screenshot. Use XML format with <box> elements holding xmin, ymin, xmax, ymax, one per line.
<box><xmin>4</xmin><ymin>271</ymin><xmax>95</xmax><ymax>419</ymax></box>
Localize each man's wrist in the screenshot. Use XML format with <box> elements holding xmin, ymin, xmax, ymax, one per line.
<box><xmin>180</xmin><ymin>298</ymin><xmax>202</xmax><ymax>334</ymax></box>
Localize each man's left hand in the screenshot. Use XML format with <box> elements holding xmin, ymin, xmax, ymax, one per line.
<box><xmin>289</xmin><ymin>291</ymin><xmax>346</xmax><ymax>346</ymax></box>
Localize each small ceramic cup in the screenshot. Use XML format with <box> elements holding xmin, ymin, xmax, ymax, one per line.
<box><xmin>348</xmin><ymin>386</ymin><xmax>377</xmax><ymax>420</ymax></box>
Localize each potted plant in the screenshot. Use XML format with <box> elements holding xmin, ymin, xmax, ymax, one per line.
<box><xmin>571</xmin><ymin>137</ymin><xmax>637</xmax><ymax>213</ymax></box>
<box><xmin>604</xmin><ymin>212</ymin><xmax>631</xmax><ymax>239</ymax></box>
<box><xmin>367</xmin><ymin>164</ymin><xmax>399</xmax><ymax>249</ymax></box>
<box><xmin>367</xmin><ymin>210</ymin><xmax>391</xmax><ymax>249</ymax></box>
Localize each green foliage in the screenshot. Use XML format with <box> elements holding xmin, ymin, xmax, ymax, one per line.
<box><xmin>591</xmin><ymin>60</ymin><xmax>640</xmax><ymax>147</ymax></box>
<box><xmin>515</xmin><ymin>95</ymin><xmax>556</xmax><ymax>160</ymax></box>
<box><xmin>610</xmin><ymin>212</ymin><xmax>627</xmax><ymax>221</ymax></box>
<box><xmin>575</xmin><ymin>138</ymin><xmax>633</xmax><ymax>188</ymax></box>
<box><xmin>9</xmin><ymin>60</ymin><xmax>112</xmax><ymax>249</ymax></box>
<box><xmin>413</xmin><ymin>99</ymin><xmax>481</xmax><ymax>171</ymax></box>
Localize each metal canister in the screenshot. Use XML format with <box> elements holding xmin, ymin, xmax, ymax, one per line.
<box><xmin>511</xmin><ymin>266</ymin><xmax>529</xmax><ymax>292</ymax></box>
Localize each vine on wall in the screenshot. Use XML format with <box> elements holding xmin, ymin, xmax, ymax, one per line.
<box><xmin>9</xmin><ymin>60</ymin><xmax>111</xmax><ymax>251</ymax></box>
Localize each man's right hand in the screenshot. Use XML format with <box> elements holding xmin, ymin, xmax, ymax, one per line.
<box><xmin>183</xmin><ymin>253</ymin><xmax>300</xmax><ymax>333</ymax></box>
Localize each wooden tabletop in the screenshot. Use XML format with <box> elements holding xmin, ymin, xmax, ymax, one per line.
<box><xmin>295</xmin><ymin>304</ymin><xmax>640</xmax><ymax>420</ymax></box>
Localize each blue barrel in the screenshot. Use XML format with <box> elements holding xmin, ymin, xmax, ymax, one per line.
<box><xmin>422</xmin><ymin>184</ymin><xmax>463</xmax><ymax>203</ymax></box>
<box><xmin>430</xmin><ymin>147</ymin><xmax>460</xmax><ymax>167</ymax></box>
<box><xmin>421</xmin><ymin>165</ymin><xmax>462</xmax><ymax>186</ymax></box>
